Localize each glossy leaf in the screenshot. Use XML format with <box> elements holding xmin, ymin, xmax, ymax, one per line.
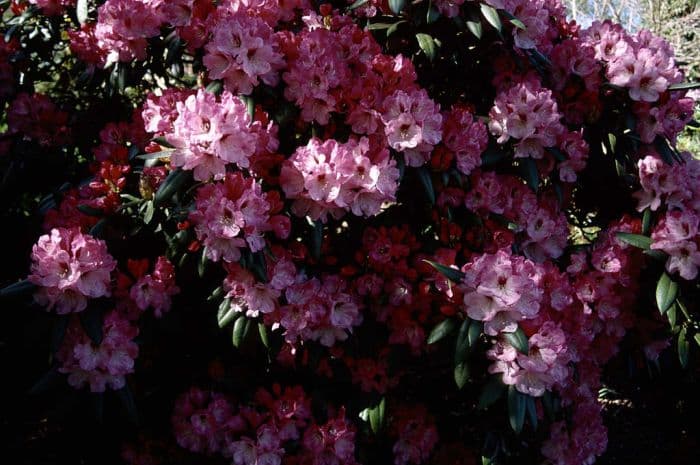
<box><xmin>232</xmin><ymin>316</ymin><xmax>251</xmax><ymax>348</ymax></box>
<box><xmin>428</xmin><ymin>318</ymin><xmax>457</xmax><ymax>345</ymax></box>
<box><xmin>422</xmin><ymin>259</ymin><xmax>465</xmax><ymax>282</ymax></box>
<box><xmin>258</xmin><ymin>322</ymin><xmax>269</xmax><ymax>348</ymax></box>
<box><xmin>454</xmin><ymin>362</ymin><xmax>469</xmax><ymax>389</ymax></box>
<box><xmin>388</xmin><ymin>0</ymin><xmax>405</xmax><ymax>15</ymax></box>
<box><xmin>417</xmin><ymin>166</ymin><xmax>436</xmax><ymax>204</ymax></box>
<box><xmin>678</xmin><ymin>327</ymin><xmax>689</xmax><ymax>368</ymax></box>
<box><xmin>454</xmin><ymin>319</ymin><xmax>470</xmax><ymax>363</ymax></box>
<box><xmin>504</xmin><ymin>327</ymin><xmax>529</xmax><ymax>354</ymax></box>
<box><xmin>668</xmin><ymin>82</ymin><xmax>700</xmax><ymax>91</ymax></box>
<box><xmin>655</xmin><ymin>272</ymin><xmax>678</xmax><ymax>315</ymax></box>
<box><xmin>480</xmin><ymin>4</ymin><xmax>501</xmax><ymax>32</ymax></box>
<box><xmin>507</xmin><ymin>386</ymin><xmax>526</xmax><ymax>434</ymax></box>
<box><xmin>478</xmin><ymin>377</ymin><xmax>506</xmax><ymax>410</ymax></box>
<box><xmin>0</xmin><ymin>279</ymin><xmax>36</xmax><ymax>298</ymax></box>
<box><xmin>616</xmin><ymin>232</ymin><xmax>652</xmax><ymax>250</ymax></box>
<box><xmin>416</xmin><ymin>33</ymin><xmax>437</xmax><ymax>61</ymax></box>
<box><xmin>217</xmin><ymin>299</ymin><xmax>238</xmax><ymax>328</ymax></box>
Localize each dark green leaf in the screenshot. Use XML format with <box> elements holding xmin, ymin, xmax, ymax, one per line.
<box><xmin>520</xmin><ymin>158</ymin><xmax>539</xmax><ymax>192</ymax></box>
<box><xmin>386</xmin><ymin>20</ymin><xmax>406</xmax><ymax>36</ymax></box>
<box><xmin>507</xmin><ymin>386</ymin><xmax>526</xmax><ymax>434</ymax></box>
<box><xmin>468</xmin><ymin>320</ymin><xmax>482</xmax><ymax>347</ymax></box>
<box><xmin>417</xmin><ymin>167</ymin><xmax>435</xmax><ymax>204</ymax></box>
<box><xmin>667</xmin><ymin>303</ymin><xmax>678</xmax><ymax>328</ymax></box>
<box><xmin>205</xmin><ymin>80</ymin><xmax>223</xmax><ymax>95</ymax></box>
<box><xmin>480</xmin><ymin>4</ymin><xmax>502</xmax><ymax>32</ymax></box>
<box><xmin>347</xmin><ymin>0</ymin><xmax>369</xmax><ymax>9</ymax></box>
<box><xmin>642</xmin><ymin>208</ymin><xmax>652</xmax><ymax>236</ymax></box>
<box><xmin>656</xmin><ymin>272</ymin><xmax>678</xmax><ymax>315</ymax></box>
<box><xmin>478</xmin><ymin>377</ymin><xmax>506</xmax><ymax>410</ymax></box>
<box><xmin>654</xmin><ymin>136</ymin><xmax>676</xmax><ymax>165</ymax></box>
<box><xmin>0</xmin><ymin>279</ymin><xmax>36</xmax><ymax>298</ymax></box>
<box><xmin>694</xmin><ymin>333</ymin><xmax>700</xmax><ymax>348</ymax></box>
<box><xmin>668</xmin><ymin>82</ymin><xmax>700</xmax><ymax>91</ymax></box>
<box><xmin>428</xmin><ymin>318</ymin><xmax>457</xmax><ymax>345</ymax></box>
<box><xmin>198</xmin><ymin>247</ymin><xmax>208</xmax><ymax>278</ymax></box>
<box><xmin>258</xmin><ymin>322</ymin><xmax>269</xmax><ymax>348</ymax></box>
<box><xmin>217</xmin><ymin>299</ymin><xmax>239</xmax><ymax>328</ymax></box>
<box><xmin>427</xmin><ymin>5</ymin><xmax>440</xmax><ymax>23</ymax></box>
<box><xmin>644</xmin><ymin>249</ymin><xmax>668</xmax><ymax>261</ymax></box>
<box><xmin>367</xmin><ymin>22</ymin><xmax>395</xmax><ymax>31</ymax></box>
<box><xmin>454</xmin><ymin>362</ymin><xmax>469</xmax><ymax>389</ymax></box>
<box><xmin>466</xmin><ymin>20</ymin><xmax>483</xmax><ymax>39</ymax></box>
<box><xmin>154</xmin><ymin>169</ymin><xmax>190</xmax><ymax>205</ymax></box>
<box><xmin>368</xmin><ymin>397</ymin><xmax>386</xmax><ymax>434</ymax></box>
<box><xmin>504</xmin><ymin>327</ymin><xmax>529</xmax><ymax>354</ymax></box>
<box><xmin>76</xmin><ymin>0</ymin><xmax>89</xmax><ymax>25</ymax></box>
<box><xmin>526</xmin><ymin>395</ymin><xmax>537</xmax><ymax>430</ymax></box>
<box><xmin>616</xmin><ymin>232</ymin><xmax>652</xmax><ymax>250</ymax></box>
<box><xmin>50</xmin><ymin>316</ymin><xmax>69</xmax><ymax>354</ymax></box>
<box><xmin>678</xmin><ymin>327</ymin><xmax>689</xmax><ymax>368</ymax></box>
<box><xmin>455</xmin><ymin>319</ymin><xmax>470</xmax><ymax>364</ymax></box>
<box><xmin>232</xmin><ymin>316</ymin><xmax>251</xmax><ymax>348</ymax></box>
<box><xmin>136</xmin><ymin>150</ymin><xmax>173</xmax><ymax>160</ymax></box>
<box><xmin>142</xmin><ymin>200</ymin><xmax>154</xmax><ymax>225</ymax></box>
<box><xmin>422</xmin><ymin>259</ymin><xmax>465</xmax><ymax>282</ymax></box>
<box><xmin>416</xmin><ymin>33</ymin><xmax>437</xmax><ymax>61</ymax></box>
<box><xmin>77</xmin><ymin>204</ymin><xmax>103</xmax><ymax>217</ymax></box>
<box><xmin>388</xmin><ymin>0</ymin><xmax>405</xmax><ymax>15</ymax></box>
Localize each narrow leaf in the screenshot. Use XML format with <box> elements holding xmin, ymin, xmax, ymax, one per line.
<box><xmin>454</xmin><ymin>362</ymin><xmax>469</xmax><ymax>389</ymax></box>
<box><xmin>416</xmin><ymin>33</ymin><xmax>437</xmax><ymax>61</ymax></box>
<box><xmin>422</xmin><ymin>259</ymin><xmax>465</xmax><ymax>282</ymax></box>
<box><xmin>466</xmin><ymin>20</ymin><xmax>483</xmax><ymax>39</ymax></box>
<box><xmin>428</xmin><ymin>318</ymin><xmax>457</xmax><ymax>345</ymax></box>
<box><xmin>480</xmin><ymin>4</ymin><xmax>502</xmax><ymax>32</ymax></box>
<box><xmin>417</xmin><ymin>167</ymin><xmax>436</xmax><ymax>204</ymax></box>
<box><xmin>217</xmin><ymin>299</ymin><xmax>239</xmax><ymax>328</ymax></box>
<box><xmin>368</xmin><ymin>397</ymin><xmax>386</xmax><ymax>433</ymax></box>
<box><xmin>455</xmin><ymin>319</ymin><xmax>470</xmax><ymax>364</ymax></box>
<box><xmin>0</xmin><ymin>279</ymin><xmax>36</xmax><ymax>298</ymax></box>
<box><xmin>520</xmin><ymin>158</ymin><xmax>539</xmax><ymax>191</ymax></box>
<box><xmin>678</xmin><ymin>327</ymin><xmax>689</xmax><ymax>368</ymax></box>
<box><xmin>154</xmin><ymin>169</ymin><xmax>190</xmax><ymax>204</ymax></box>
<box><xmin>615</xmin><ymin>232</ymin><xmax>652</xmax><ymax>250</ymax></box>
<box><xmin>388</xmin><ymin>0</ymin><xmax>405</xmax><ymax>15</ymax></box>
<box><xmin>668</xmin><ymin>82</ymin><xmax>700</xmax><ymax>91</ymax></box>
<box><xmin>655</xmin><ymin>272</ymin><xmax>678</xmax><ymax>315</ymax></box>
<box><xmin>507</xmin><ymin>386</ymin><xmax>526</xmax><ymax>434</ymax></box>
<box><xmin>76</xmin><ymin>0</ymin><xmax>89</xmax><ymax>25</ymax></box>
<box><xmin>526</xmin><ymin>396</ymin><xmax>538</xmax><ymax>430</ymax></box>
<box><xmin>232</xmin><ymin>316</ymin><xmax>251</xmax><ymax>348</ymax></box>
<box><xmin>347</xmin><ymin>0</ymin><xmax>368</xmax><ymax>10</ymax></box>
<box><xmin>79</xmin><ymin>307</ymin><xmax>103</xmax><ymax>345</ymax></box>
<box><xmin>642</xmin><ymin>208</ymin><xmax>652</xmax><ymax>236</ymax></box>
<box><xmin>258</xmin><ymin>322</ymin><xmax>269</xmax><ymax>348</ymax></box>
<box><xmin>468</xmin><ymin>320</ymin><xmax>482</xmax><ymax>347</ymax></box>
<box><xmin>478</xmin><ymin>377</ymin><xmax>506</xmax><ymax>410</ymax></box>
<box><xmin>504</xmin><ymin>327</ymin><xmax>529</xmax><ymax>354</ymax></box>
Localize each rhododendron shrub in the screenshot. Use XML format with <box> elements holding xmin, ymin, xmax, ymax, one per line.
<box><xmin>1</xmin><ymin>1</ymin><xmax>699</xmax><ymax>465</ymax></box>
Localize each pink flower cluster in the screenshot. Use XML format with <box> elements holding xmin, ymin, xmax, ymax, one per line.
<box><xmin>486</xmin><ymin>0</ymin><xmax>566</xmax><ymax>52</ymax></box>
<box><xmin>172</xmin><ymin>387</ymin><xmax>244</xmax><ymax>455</ymax></box>
<box><xmin>487</xmin><ymin>321</ymin><xmax>570</xmax><ymax>396</ymax></box>
<box><xmin>204</xmin><ymin>6</ymin><xmax>284</xmax><ymax>94</ymax></box>
<box><xmin>584</xmin><ymin>21</ymin><xmax>683</xmax><ymax>102</ymax></box>
<box><xmin>223</xmin><ymin>259</ymin><xmax>295</xmax><ymax>317</ymax></box>
<box><xmin>27</xmin><ymin>0</ymin><xmax>75</xmax><ymax>15</ymax></box>
<box><xmin>94</xmin><ymin>0</ymin><xmax>163</xmax><ymax>65</ymax></box>
<box><xmin>173</xmin><ymin>384</ymin><xmax>356</xmax><ymax>465</ymax></box>
<box><xmin>390</xmin><ymin>405</ymin><xmax>439</xmax><ymax>465</ymax></box>
<box><xmin>166</xmin><ymin>89</ymin><xmax>269</xmax><ymax>181</ymax></box>
<box><xmin>441</xmin><ymin>105</ymin><xmax>488</xmax><ymax>175</ymax></box>
<box><xmin>278</xmin><ymin>274</ymin><xmax>363</xmax><ymax>347</ymax></box>
<box><xmin>635</xmin><ymin>152</ymin><xmax>700</xmax><ymax>280</ymax></box>
<box><xmin>190</xmin><ymin>172</ymin><xmax>290</xmax><ymax>262</ymax></box>
<box><xmin>130</xmin><ymin>257</ymin><xmax>180</xmax><ymax>317</ymax></box>
<box><xmin>465</xmin><ymin>172</ymin><xmax>569</xmax><ymax>260</ymax></box>
<box><xmin>382</xmin><ymin>89</ymin><xmax>443</xmax><ymax>167</ymax></box>
<box><xmin>142</xmin><ymin>88</ymin><xmax>195</xmax><ymax>135</ymax></box>
<box><xmin>56</xmin><ymin>310</ymin><xmax>139</xmax><ymax>392</ymax></box>
<box><xmin>280</xmin><ymin>137</ymin><xmax>400</xmax><ymax>222</ymax></box>
<box><xmin>29</xmin><ymin>228</ymin><xmax>116</xmax><ymax>314</ymax></box>
<box><xmin>489</xmin><ymin>78</ymin><xmax>565</xmax><ymax>160</ymax></box>
<box><xmin>458</xmin><ymin>249</ymin><xmax>543</xmax><ymax>336</ymax></box>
